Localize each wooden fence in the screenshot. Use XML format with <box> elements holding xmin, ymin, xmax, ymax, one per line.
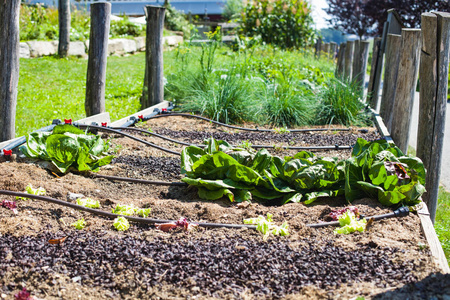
<box><xmin>334</xmin><ymin>10</ymin><xmax>450</xmax><ymax>223</ymax></box>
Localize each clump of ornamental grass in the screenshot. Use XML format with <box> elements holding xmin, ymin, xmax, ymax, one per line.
<box><xmin>259</xmin><ymin>76</ymin><xmax>315</xmax><ymax>127</ymax></box>
<box><xmin>316</xmin><ymin>78</ymin><xmax>370</xmax><ymax>126</ymax></box>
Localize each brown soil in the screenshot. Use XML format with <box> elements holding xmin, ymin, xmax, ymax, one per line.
<box><xmin>0</xmin><ymin>116</ymin><xmax>447</xmax><ymax>300</ymax></box>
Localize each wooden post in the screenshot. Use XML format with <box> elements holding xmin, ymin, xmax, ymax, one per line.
<box><xmin>367</xmin><ymin>37</ymin><xmax>381</xmax><ymax>106</ymax></box>
<box><xmin>390</xmin><ymin>28</ymin><xmax>421</xmax><ymax>154</ymax></box>
<box><xmin>0</xmin><ymin>0</ymin><xmax>20</xmax><ymax>142</ymax></box>
<box><xmin>85</xmin><ymin>2</ymin><xmax>111</xmax><ymax>117</ymax></box>
<box><xmin>142</xmin><ymin>5</ymin><xmax>165</xmax><ymax>108</ymax></box>
<box><xmin>379</xmin><ymin>34</ymin><xmax>402</xmax><ymax>130</ymax></box>
<box><xmin>370</xmin><ymin>24</ymin><xmax>389</xmax><ymax>111</ymax></box>
<box><xmin>352</xmin><ymin>40</ymin><xmax>360</xmax><ymax>82</ymax></box>
<box><xmin>330</xmin><ymin>42</ymin><xmax>337</xmax><ymax>61</ymax></box>
<box><xmin>344</xmin><ymin>40</ymin><xmax>355</xmax><ymax>81</ymax></box>
<box><xmin>353</xmin><ymin>40</ymin><xmax>370</xmax><ymax>93</ymax></box>
<box><xmin>315</xmin><ymin>38</ymin><xmax>322</xmax><ymax>59</ymax></box>
<box><xmin>336</xmin><ymin>43</ymin><xmax>346</xmax><ymax>78</ymax></box>
<box><xmin>322</xmin><ymin>43</ymin><xmax>330</xmax><ymax>60</ymax></box>
<box><xmin>417</xmin><ymin>12</ymin><xmax>450</xmax><ymax>223</ymax></box>
<box><xmin>58</xmin><ymin>0</ymin><xmax>70</xmax><ymax>57</ymax></box>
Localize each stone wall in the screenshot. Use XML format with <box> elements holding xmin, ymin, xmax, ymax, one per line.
<box><xmin>19</xmin><ymin>36</ymin><xmax>183</xmax><ymax>59</ymax></box>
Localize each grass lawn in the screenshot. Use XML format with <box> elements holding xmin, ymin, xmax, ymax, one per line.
<box><xmin>17</xmin><ymin>53</ymin><xmax>145</xmax><ymax>137</ymax></box>
<box><xmin>436</xmin><ymin>187</ymin><xmax>450</xmax><ymax>267</ymax></box>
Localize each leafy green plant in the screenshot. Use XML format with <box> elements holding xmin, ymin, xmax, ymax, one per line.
<box><xmin>20</xmin><ymin>124</ymin><xmax>114</xmax><ymax>173</ymax></box>
<box><xmin>112</xmin><ymin>204</ymin><xmax>151</xmax><ymax>217</ymax></box>
<box><xmin>223</xmin><ymin>0</ymin><xmax>245</xmax><ymax>21</ymax></box>
<box><xmin>241</xmin><ymin>0</ymin><xmax>316</xmax><ymax>49</ymax></box>
<box><xmin>110</xmin><ymin>16</ymin><xmax>145</xmax><ymax>37</ymax></box>
<box><xmin>16</xmin><ymin>184</ymin><xmax>46</xmax><ymax>201</ymax></box>
<box><xmin>113</xmin><ymin>216</ymin><xmax>130</xmax><ymax>231</ymax></box>
<box><xmin>76</xmin><ymin>198</ymin><xmax>100</xmax><ymax>209</ymax></box>
<box><xmin>334</xmin><ymin>210</ymin><xmax>367</xmax><ymax>234</ymax></box>
<box><xmin>244</xmin><ymin>213</ymin><xmax>289</xmax><ymax>240</ymax></box>
<box><xmin>181</xmin><ymin>137</ymin><xmax>426</xmax><ymax>206</ymax></box>
<box><xmin>163</xmin><ymin>0</ymin><xmax>193</xmax><ymax>38</ymax></box>
<box><xmin>71</xmin><ymin>218</ymin><xmax>86</xmax><ymax>230</ymax></box>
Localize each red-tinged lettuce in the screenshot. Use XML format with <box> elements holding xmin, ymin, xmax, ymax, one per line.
<box><xmin>328</xmin><ymin>206</ymin><xmax>359</xmax><ymax>221</ymax></box>
<box><xmin>20</xmin><ymin>124</ymin><xmax>114</xmax><ymax>174</ymax></box>
<box><xmin>14</xmin><ymin>287</ymin><xmax>36</xmax><ymax>300</ymax></box>
<box><xmin>1</xmin><ymin>200</ymin><xmax>18</xmax><ymax>214</ymax></box>
<box><xmin>156</xmin><ymin>218</ymin><xmax>198</xmax><ymax>232</ymax></box>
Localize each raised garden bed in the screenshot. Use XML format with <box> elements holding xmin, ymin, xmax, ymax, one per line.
<box><xmin>0</xmin><ymin>110</ymin><xmax>448</xmax><ymax>299</ymax></box>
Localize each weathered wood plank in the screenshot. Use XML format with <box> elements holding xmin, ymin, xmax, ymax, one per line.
<box><xmin>85</xmin><ymin>2</ymin><xmax>111</xmax><ymax>117</ymax></box>
<box><xmin>418</xmin><ymin>202</ymin><xmax>450</xmax><ymax>273</ymax></box>
<box><xmin>322</xmin><ymin>43</ymin><xmax>330</xmax><ymax>60</ymax></box>
<box><xmin>344</xmin><ymin>40</ymin><xmax>355</xmax><ymax>81</ymax></box>
<box><xmin>417</xmin><ymin>12</ymin><xmax>450</xmax><ymax>222</ymax></box>
<box><xmin>352</xmin><ymin>40</ymin><xmax>360</xmax><ymax>82</ymax></box>
<box><xmin>367</xmin><ymin>37</ymin><xmax>381</xmax><ymax>105</ymax></box>
<box><xmin>390</xmin><ymin>28</ymin><xmax>421</xmax><ymax>154</ymax></box>
<box><xmin>330</xmin><ymin>42</ymin><xmax>337</xmax><ymax>61</ymax></box>
<box><xmin>111</xmin><ymin>101</ymin><xmax>170</xmax><ymax>127</ymax></box>
<box><xmin>315</xmin><ymin>38</ymin><xmax>322</xmax><ymax>59</ymax></box>
<box><xmin>353</xmin><ymin>40</ymin><xmax>370</xmax><ymax>94</ymax></box>
<box><xmin>336</xmin><ymin>43</ymin><xmax>346</xmax><ymax>78</ymax></box>
<box><xmin>58</xmin><ymin>0</ymin><xmax>70</xmax><ymax>57</ymax></box>
<box><xmin>0</xmin><ymin>0</ymin><xmax>20</xmax><ymax>142</ymax></box>
<box><xmin>379</xmin><ymin>34</ymin><xmax>402</xmax><ymax>131</ymax></box>
<box><xmin>142</xmin><ymin>5</ymin><xmax>165</xmax><ymax>109</ymax></box>
<box><xmin>370</xmin><ymin>24</ymin><xmax>389</xmax><ymax>112</ymax></box>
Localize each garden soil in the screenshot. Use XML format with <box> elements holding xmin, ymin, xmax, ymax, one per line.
<box><xmin>0</xmin><ymin>116</ymin><xmax>448</xmax><ymax>299</ymax></box>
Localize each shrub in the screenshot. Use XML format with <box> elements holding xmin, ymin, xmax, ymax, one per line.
<box><xmin>316</xmin><ymin>78</ymin><xmax>369</xmax><ymax>126</ymax></box>
<box><xmin>223</xmin><ymin>0</ymin><xmax>245</xmax><ymax>21</ymax></box>
<box><xmin>163</xmin><ymin>0</ymin><xmax>193</xmax><ymax>38</ymax></box>
<box><xmin>110</xmin><ymin>16</ymin><xmax>145</xmax><ymax>37</ymax></box>
<box><xmin>241</xmin><ymin>0</ymin><xmax>317</xmax><ymax>49</ymax></box>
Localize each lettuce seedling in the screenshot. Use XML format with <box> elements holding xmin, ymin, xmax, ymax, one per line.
<box><xmin>76</xmin><ymin>197</ymin><xmax>100</xmax><ymax>209</ymax></box>
<box><xmin>1</xmin><ymin>200</ymin><xmax>18</xmax><ymax>214</ymax></box>
<box><xmin>328</xmin><ymin>206</ymin><xmax>359</xmax><ymax>221</ymax></box>
<box><xmin>137</xmin><ymin>208</ymin><xmax>151</xmax><ymax>218</ymax></box>
<box><xmin>113</xmin><ymin>216</ymin><xmax>130</xmax><ymax>231</ymax></box>
<box><xmin>334</xmin><ymin>211</ymin><xmax>367</xmax><ymax>234</ymax></box>
<box><xmin>71</xmin><ymin>218</ymin><xmax>86</xmax><ymax>230</ymax></box>
<box><xmin>16</xmin><ymin>184</ymin><xmax>46</xmax><ymax>201</ymax></box>
<box><xmin>112</xmin><ymin>204</ymin><xmax>136</xmax><ymax>216</ymax></box>
<box><xmin>244</xmin><ymin>213</ymin><xmax>289</xmax><ymax>240</ymax></box>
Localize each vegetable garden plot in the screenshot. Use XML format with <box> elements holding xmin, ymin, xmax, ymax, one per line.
<box><xmin>0</xmin><ymin>116</ymin><xmax>447</xmax><ymax>299</ymax></box>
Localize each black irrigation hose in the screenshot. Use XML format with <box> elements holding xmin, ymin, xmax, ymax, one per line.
<box><xmin>149</xmin><ymin>113</ymin><xmax>354</xmax><ymax>133</ymax></box>
<box><xmin>89</xmin><ymin>173</ymin><xmax>188</xmax><ymax>186</ymax></box>
<box><xmin>77</xmin><ymin>124</ymin><xmax>181</xmax><ymax>156</ymax></box>
<box><xmin>0</xmin><ymin>190</ymin><xmax>256</xmax><ymax>230</ymax></box>
<box><xmin>306</xmin><ymin>206</ymin><xmax>410</xmax><ymax>228</ymax></box>
<box><xmin>114</xmin><ymin>126</ymin><xmax>353</xmax><ymax>151</ymax></box>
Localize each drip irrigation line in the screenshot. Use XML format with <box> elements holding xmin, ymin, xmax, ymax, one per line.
<box><xmin>77</xmin><ymin>124</ymin><xmax>180</xmax><ymax>156</ymax></box>
<box><xmin>114</xmin><ymin>127</ymin><xmax>353</xmax><ymax>151</ymax></box>
<box><xmin>0</xmin><ymin>190</ymin><xmax>256</xmax><ymax>230</ymax></box>
<box><xmin>89</xmin><ymin>173</ymin><xmax>188</xmax><ymax>186</ymax></box>
<box><xmin>148</xmin><ymin>113</ymin><xmax>356</xmax><ymax>133</ymax></box>
<box><xmin>306</xmin><ymin>206</ymin><xmax>410</xmax><ymax>228</ymax></box>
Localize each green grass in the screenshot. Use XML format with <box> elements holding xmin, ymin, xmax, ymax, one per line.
<box><xmin>17</xmin><ymin>54</ymin><xmax>145</xmax><ymax>137</ymax></box>
<box><xmin>436</xmin><ymin>187</ymin><xmax>450</xmax><ymax>267</ymax></box>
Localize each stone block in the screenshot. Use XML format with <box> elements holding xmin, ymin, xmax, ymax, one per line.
<box><xmin>134</xmin><ymin>37</ymin><xmax>145</xmax><ymax>51</ymax></box>
<box><xmin>27</xmin><ymin>41</ymin><xmax>58</xmax><ymax>57</ymax></box>
<box><xmin>68</xmin><ymin>41</ymin><xmax>86</xmax><ymax>56</ymax></box>
<box><xmin>163</xmin><ymin>35</ymin><xmax>183</xmax><ymax>47</ymax></box>
<box><xmin>19</xmin><ymin>42</ymin><xmax>30</xmax><ymax>59</ymax></box>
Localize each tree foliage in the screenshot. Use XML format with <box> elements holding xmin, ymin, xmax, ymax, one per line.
<box><xmin>326</xmin><ymin>0</ymin><xmax>450</xmax><ymax>38</ymax></box>
<box><xmin>325</xmin><ymin>0</ymin><xmax>373</xmax><ymax>39</ymax></box>
<box><xmin>364</xmin><ymin>0</ymin><xmax>449</xmax><ymax>36</ymax></box>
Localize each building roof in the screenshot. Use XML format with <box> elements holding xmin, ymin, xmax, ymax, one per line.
<box><xmin>25</xmin><ymin>0</ymin><xmax>225</xmax><ymax>16</ymax></box>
